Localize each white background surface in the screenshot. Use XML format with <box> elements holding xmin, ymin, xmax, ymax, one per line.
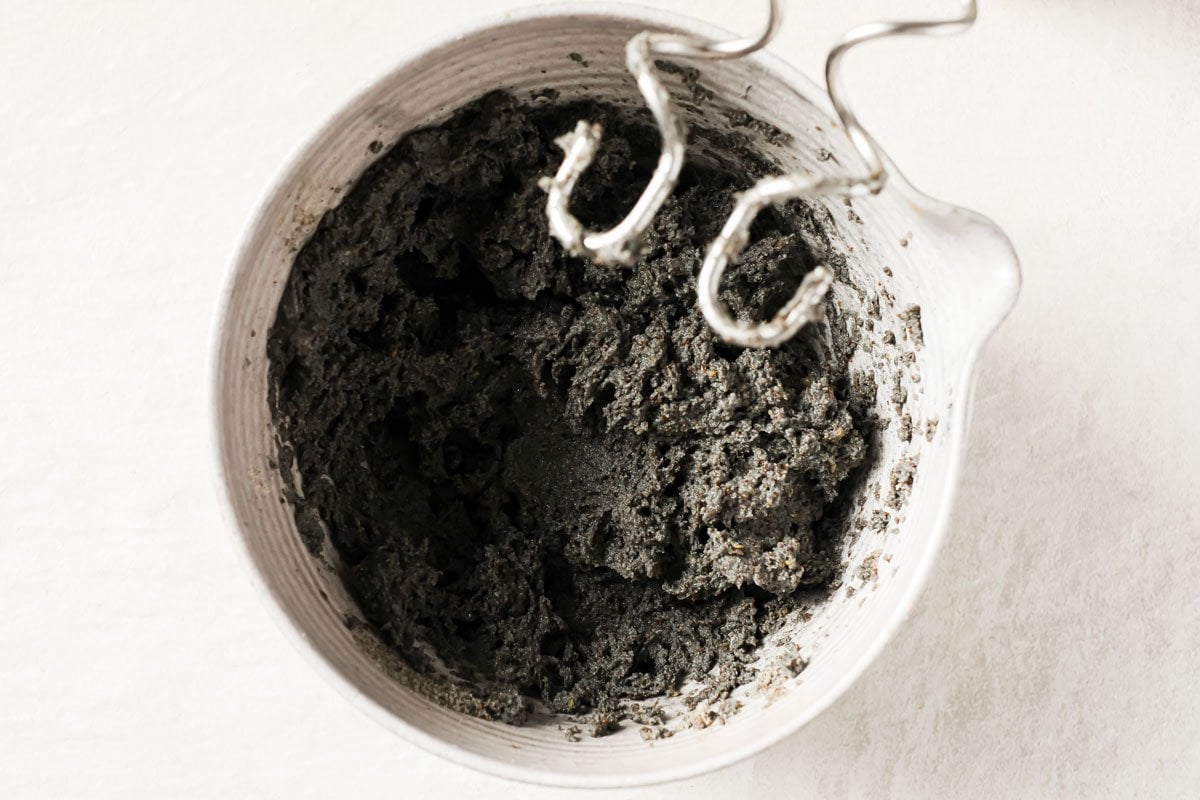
<box><xmin>2</xmin><ymin>1</ymin><xmax>1198</xmax><ymax>797</ymax></box>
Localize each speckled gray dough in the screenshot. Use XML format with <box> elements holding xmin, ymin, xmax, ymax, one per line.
<box><xmin>267</xmin><ymin>90</ymin><xmax>890</xmax><ymax>734</ymax></box>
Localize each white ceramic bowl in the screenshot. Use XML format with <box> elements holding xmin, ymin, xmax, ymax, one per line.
<box><xmin>211</xmin><ymin>3</ymin><xmax>1019</xmax><ymax>788</ymax></box>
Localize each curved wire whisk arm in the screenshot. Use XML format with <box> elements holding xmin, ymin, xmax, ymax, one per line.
<box><xmin>700</xmin><ymin>1</ymin><xmax>978</xmax><ymax>348</ymax></box>
<box><xmin>538</xmin><ymin>1</ymin><xmax>781</xmax><ymax>266</ymax></box>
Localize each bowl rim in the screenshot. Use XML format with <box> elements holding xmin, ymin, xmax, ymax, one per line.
<box><xmin>208</xmin><ymin>1</ymin><xmax>1021</xmax><ymax>788</ymax></box>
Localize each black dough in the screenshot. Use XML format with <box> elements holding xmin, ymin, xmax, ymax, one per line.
<box><xmin>269</xmin><ymin>91</ymin><xmax>872</xmax><ymax>725</ymax></box>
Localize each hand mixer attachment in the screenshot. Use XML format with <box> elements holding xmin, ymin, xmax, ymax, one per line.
<box><xmin>540</xmin><ymin>0</ymin><xmax>978</xmax><ymax>347</ymax></box>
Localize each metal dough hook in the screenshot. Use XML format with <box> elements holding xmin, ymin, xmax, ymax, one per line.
<box><xmin>700</xmin><ymin>1</ymin><xmax>978</xmax><ymax>347</ymax></box>
<box><xmin>541</xmin><ymin>0</ymin><xmax>979</xmax><ymax>347</ymax></box>
<box><xmin>538</xmin><ymin>0</ymin><xmax>782</xmax><ymax>265</ymax></box>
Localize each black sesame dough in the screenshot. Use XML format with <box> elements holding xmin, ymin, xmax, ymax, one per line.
<box><xmin>269</xmin><ymin>91</ymin><xmax>872</xmax><ymax>726</ymax></box>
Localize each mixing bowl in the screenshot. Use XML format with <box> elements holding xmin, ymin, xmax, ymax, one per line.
<box><xmin>211</xmin><ymin>3</ymin><xmax>1019</xmax><ymax>787</ymax></box>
